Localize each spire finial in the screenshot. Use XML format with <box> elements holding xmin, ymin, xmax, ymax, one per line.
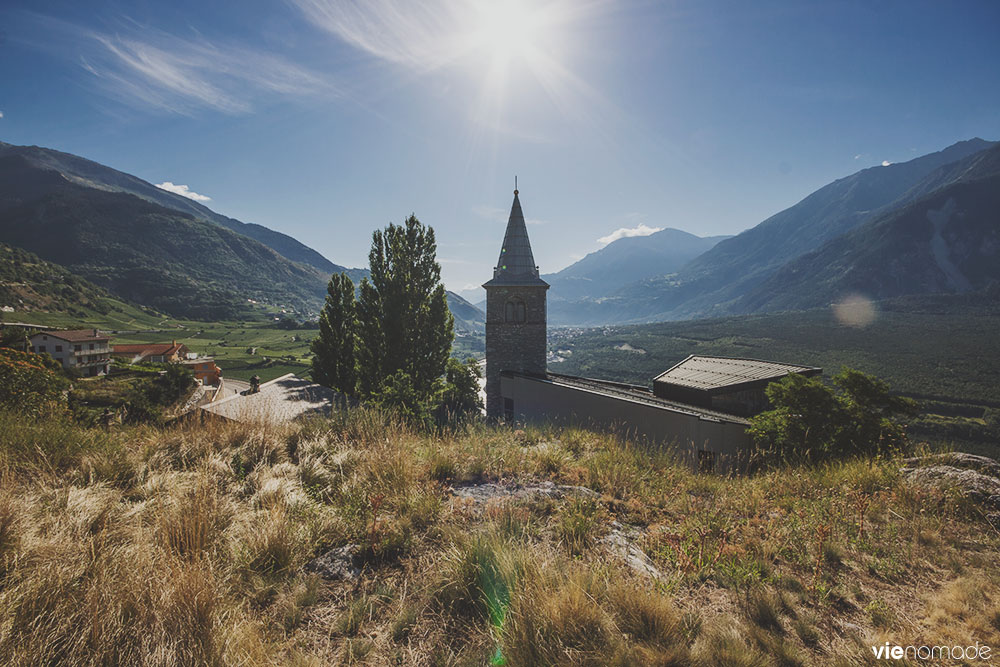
<box><xmin>514</xmin><ymin>175</ymin><xmax>518</xmax><ymax>195</ymax></box>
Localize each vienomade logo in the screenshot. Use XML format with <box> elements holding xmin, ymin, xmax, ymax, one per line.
<box><xmin>870</xmin><ymin>641</ymin><xmax>991</xmax><ymax>661</ymax></box>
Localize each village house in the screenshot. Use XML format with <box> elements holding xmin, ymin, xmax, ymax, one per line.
<box><xmin>179</xmin><ymin>357</ymin><xmax>223</xmax><ymax>385</ymax></box>
<box><xmin>484</xmin><ymin>188</ymin><xmax>821</xmax><ymax>473</ymax></box>
<box><xmin>28</xmin><ymin>329</ymin><xmax>111</xmax><ymax>377</ymax></box>
<box><xmin>112</xmin><ymin>341</ymin><xmax>189</xmax><ymax>364</ymax></box>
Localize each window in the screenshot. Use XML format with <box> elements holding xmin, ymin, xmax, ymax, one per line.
<box><xmin>89</xmin><ymin>343</ymin><xmax>95</xmax><ymax>350</ymax></box>
<box><xmin>698</xmin><ymin>449</ymin><xmax>716</xmax><ymax>474</ymax></box>
<box><xmin>74</xmin><ymin>345</ymin><xmax>82</xmax><ymax>352</ymax></box>
<box><xmin>37</xmin><ymin>345</ymin><xmax>46</xmax><ymax>353</ymax></box>
<box><xmin>503</xmin><ymin>397</ymin><xmax>514</xmax><ymax>421</ymax></box>
<box><xmin>55</xmin><ymin>345</ymin><xmax>63</xmax><ymax>352</ymax></box>
<box><xmin>504</xmin><ymin>299</ymin><xmax>526</xmax><ymax>323</ymax></box>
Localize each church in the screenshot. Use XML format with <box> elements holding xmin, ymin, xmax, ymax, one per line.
<box><xmin>482</xmin><ymin>188</ymin><xmax>821</xmax><ymax>473</ymax></box>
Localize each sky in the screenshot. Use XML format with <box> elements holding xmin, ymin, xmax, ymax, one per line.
<box><xmin>1</xmin><ymin>0</ymin><xmax>998</xmax><ymax>297</ymax></box>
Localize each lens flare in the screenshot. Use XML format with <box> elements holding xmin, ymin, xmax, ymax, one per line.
<box><xmin>833</xmin><ymin>294</ymin><xmax>877</xmax><ymax>328</ymax></box>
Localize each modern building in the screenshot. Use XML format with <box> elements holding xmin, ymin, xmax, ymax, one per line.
<box><xmin>28</xmin><ymin>329</ymin><xmax>111</xmax><ymax>376</ymax></box>
<box><xmin>112</xmin><ymin>341</ymin><xmax>189</xmax><ymax>364</ymax></box>
<box><xmin>653</xmin><ymin>355</ymin><xmax>821</xmax><ymax>417</ymax></box>
<box><xmin>483</xmin><ymin>188</ymin><xmax>821</xmax><ymax>473</ymax></box>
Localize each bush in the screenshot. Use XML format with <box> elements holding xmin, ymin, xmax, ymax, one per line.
<box><xmin>748</xmin><ymin>367</ymin><xmax>916</xmax><ymax>465</ymax></box>
<box><xmin>0</xmin><ymin>348</ymin><xmax>69</xmax><ymax>417</ymax></box>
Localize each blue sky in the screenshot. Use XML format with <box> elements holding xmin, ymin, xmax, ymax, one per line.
<box><xmin>2</xmin><ymin>0</ymin><xmax>998</xmax><ymax>296</ymax></box>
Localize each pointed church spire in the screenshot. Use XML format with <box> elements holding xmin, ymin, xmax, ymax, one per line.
<box><xmin>483</xmin><ymin>186</ymin><xmax>549</xmax><ymax>287</ymax></box>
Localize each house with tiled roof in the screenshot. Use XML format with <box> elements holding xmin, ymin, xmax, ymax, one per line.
<box><xmin>29</xmin><ymin>329</ymin><xmax>111</xmax><ymax>376</ymax></box>
<box><xmin>112</xmin><ymin>341</ymin><xmax>189</xmax><ymax>364</ymax></box>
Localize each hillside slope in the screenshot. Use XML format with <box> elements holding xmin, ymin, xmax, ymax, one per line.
<box><xmin>560</xmin><ymin>139</ymin><xmax>996</xmax><ymax>325</ymax></box>
<box><xmin>0</xmin><ymin>141</ymin><xmax>359</xmax><ymax>277</ymax></box>
<box><xmin>0</xmin><ymin>154</ymin><xmax>330</xmax><ymax>319</ymax></box>
<box><xmin>735</xmin><ymin>145</ymin><xmax>1000</xmax><ymax>313</ymax></box>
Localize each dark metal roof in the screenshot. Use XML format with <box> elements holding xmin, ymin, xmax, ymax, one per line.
<box><xmin>483</xmin><ymin>191</ymin><xmax>549</xmax><ymax>288</ymax></box>
<box><xmin>653</xmin><ymin>355</ymin><xmax>821</xmax><ymax>393</ymax></box>
<box><xmin>32</xmin><ymin>328</ymin><xmax>109</xmax><ymax>342</ymax></box>
<box><xmin>507</xmin><ymin>371</ymin><xmax>750</xmax><ymax>425</ymax></box>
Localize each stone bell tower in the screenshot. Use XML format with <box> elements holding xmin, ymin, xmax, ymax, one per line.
<box><xmin>483</xmin><ymin>187</ymin><xmax>549</xmax><ymax>419</ymax></box>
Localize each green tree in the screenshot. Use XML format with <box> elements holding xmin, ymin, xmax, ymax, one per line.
<box><xmin>438</xmin><ymin>357</ymin><xmax>483</xmax><ymax>419</ymax></box>
<box><xmin>311</xmin><ymin>272</ymin><xmax>358</xmax><ymax>395</ymax></box>
<box><xmin>748</xmin><ymin>367</ymin><xmax>916</xmax><ymax>465</ymax></box>
<box><xmin>356</xmin><ymin>215</ymin><xmax>454</xmax><ymax>401</ymax></box>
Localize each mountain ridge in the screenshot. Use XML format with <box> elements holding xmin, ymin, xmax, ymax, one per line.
<box><xmin>0</xmin><ymin>141</ymin><xmax>363</xmax><ymax>279</ymax></box>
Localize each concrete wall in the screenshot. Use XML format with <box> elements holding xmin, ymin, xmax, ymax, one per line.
<box><xmin>501</xmin><ymin>374</ymin><xmax>753</xmax><ymax>473</ymax></box>
<box><xmin>484</xmin><ymin>284</ymin><xmax>548</xmax><ymax>419</ymax></box>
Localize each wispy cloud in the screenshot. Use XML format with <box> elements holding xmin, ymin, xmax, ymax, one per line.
<box><xmin>18</xmin><ymin>13</ymin><xmax>332</xmax><ymax>115</ymax></box>
<box><xmin>597</xmin><ymin>223</ymin><xmax>662</xmax><ymax>246</ymax></box>
<box><xmin>0</xmin><ymin>111</ymin><xmax>4</xmax><ymax>119</ymax></box>
<box><xmin>156</xmin><ymin>181</ymin><xmax>211</xmax><ymax>201</ymax></box>
<box><xmin>289</xmin><ymin>0</ymin><xmax>476</xmax><ymax>71</ymax></box>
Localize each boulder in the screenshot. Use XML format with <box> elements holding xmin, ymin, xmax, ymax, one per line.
<box><xmin>304</xmin><ymin>544</ymin><xmax>360</xmax><ymax>581</ymax></box>
<box><xmin>900</xmin><ymin>453</ymin><xmax>1000</xmax><ymax>524</ymax></box>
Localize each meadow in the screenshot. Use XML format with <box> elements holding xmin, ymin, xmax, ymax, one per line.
<box><xmin>1</xmin><ymin>408</ymin><xmax>997</xmax><ymax>665</ymax></box>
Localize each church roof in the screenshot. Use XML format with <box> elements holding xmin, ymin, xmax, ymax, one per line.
<box><xmin>483</xmin><ymin>190</ymin><xmax>549</xmax><ymax>288</ymax></box>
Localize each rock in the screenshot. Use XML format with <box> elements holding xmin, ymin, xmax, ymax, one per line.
<box><xmin>901</xmin><ymin>459</ymin><xmax>1000</xmax><ymax>508</ymax></box>
<box><xmin>902</xmin><ymin>452</ymin><xmax>1000</xmax><ymax>478</ymax></box>
<box><xmin>304</xmin><ymin>544</ymin><xmax>360</xmax><ymax>581</ymax></box>
<box><xmin>601</xmin><ymin>521</ymin><xmax>663</xmax><ymax>580</ymax></box>
<box><xmin>451</xmin><ymin>480</ymin><xmax>599</xmax><ymax>504</ymax></box>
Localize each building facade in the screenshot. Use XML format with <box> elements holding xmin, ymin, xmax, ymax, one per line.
<box><xmin>29</xmin><ymin>329</ymin><xmax>111</xmax><ymax>376</ymax></box>
<box><xmin>481</xmin><ymin>188</ymin><xmax>823</xmax><ymax>472</ymax></box>
<box><xmin>482</xmin><ymin>188</ymin><xmax>549</xmax><ymax>419</ymax></box>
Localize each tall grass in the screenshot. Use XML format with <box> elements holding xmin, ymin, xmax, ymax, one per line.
<box><xmin>0</xmin><ymin>407</ymin><xmax>998</xmax><ymax>664</ymax></box>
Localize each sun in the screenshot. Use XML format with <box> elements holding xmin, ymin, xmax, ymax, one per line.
<box><xmin>467</xmin><ymin>0</ymin><xmax>549</xmax><ymax>68</ymax></box>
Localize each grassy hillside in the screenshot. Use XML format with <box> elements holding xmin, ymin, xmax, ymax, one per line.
<box><xmin>0</xmin><ymin>410</ymin><xmax>997</xmax><ymax>665</ymax></box>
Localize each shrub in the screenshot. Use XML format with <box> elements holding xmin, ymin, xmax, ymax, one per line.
<box><xmin>0</xmin><ymin>347</ymin><xmax>69</xmax><ymax>417</ymax></box>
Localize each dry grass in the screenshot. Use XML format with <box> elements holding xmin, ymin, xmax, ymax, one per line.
<box><xmin>0</xmin><ymin>408</ymin><xmax>998</xmax><ymax>665</ymax></box>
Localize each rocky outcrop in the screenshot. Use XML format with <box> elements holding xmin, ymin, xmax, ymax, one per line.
<box><xmin>451</xmin><ymin>480</ymin><xmax>599</xmax><ymax>505</ymax></box>
<box><xmin>900</xmin><ymin>452</ymin><xmax>1000</xmax><ymax>524</ymax></box>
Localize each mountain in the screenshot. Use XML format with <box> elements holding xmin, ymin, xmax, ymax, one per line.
<box><xmin>445</xmin><ymin>291</ymin><xmax>486</xmax><ymax>333</ymax></box>
<box><xmin>733</xmin><ymin>143</ymin><xmax>1000</xmax><ymax>312</ymax></box>
<box><xmin>543</xmin><ymin>228</ymin><xmax>730</xmax><ymax>302</ymax></box>
<box><xmin>562</xmin><ymin>138</ymin><xmax>996</xmax><ymax>325</ymax></box>
<box><xmin>0</xmin><ymin>141</ymin><xmax>362</xmax><ymax>279</ymax></box>
<box><xmin>0</xmin><ymin>153</ymin><xmax>334</xmax><ymax>319</ymax></box>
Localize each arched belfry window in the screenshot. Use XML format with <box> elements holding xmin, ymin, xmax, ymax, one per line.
<box><xmin>505</xmin><ymin>299</ymin><xmax>526</xmax><ymax>323</ymax></box>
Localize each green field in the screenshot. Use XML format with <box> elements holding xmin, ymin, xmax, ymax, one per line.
<box><xmin>6</xmin><ymin>306</ymin><xmax>487</xmax><ymax>383</ymax></box>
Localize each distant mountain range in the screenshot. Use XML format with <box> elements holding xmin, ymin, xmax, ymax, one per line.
<box><xmin>1</xmin><ymin>137</ymin><xmax>995</xmax><ymax>330</ymax></box>
<box><xmin>544</xmin><ymin>228</ymin><xmax>730</xmax><ymax>301</ymax></box>
<box><xmin>548</xmin><ymin>138</ymin><xmax>997</xmax><ymax>325</ymax></box>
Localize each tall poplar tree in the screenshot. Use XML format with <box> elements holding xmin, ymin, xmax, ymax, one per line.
<box><xmin>310</xmin><ymin>272</ymin><xmax>358</xmax><ymax>395</ymax></box>
<box><xmin>356</xmin><ymin>215</ymin><xmax>454</xmax><ymax>401</ymax></box>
